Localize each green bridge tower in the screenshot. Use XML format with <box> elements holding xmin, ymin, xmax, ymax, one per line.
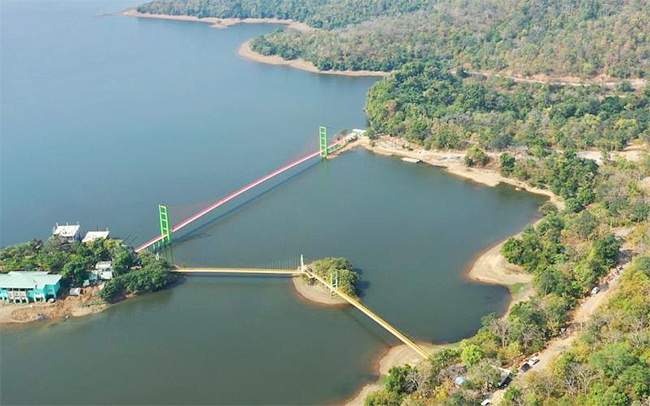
<box><xmin>157</xmin><ymin>204</ymin><xmax>172</xmax><ymax>249</ymax></box>
<box><xmin>319</xmin><ymin>126</ymin><xmax>328</xmax><ymax>158</ymax></box>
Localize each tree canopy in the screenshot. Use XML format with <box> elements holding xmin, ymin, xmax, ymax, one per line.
<box><xmin>140</xmin><ymin>0</ymin><xmax>650</xmax><ymax>79</ymax></box>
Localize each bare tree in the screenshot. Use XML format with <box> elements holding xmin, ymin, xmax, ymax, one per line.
<box><xmin>489</xmin><ymin>317</ymin><xmax>511</xmax><ymax>348</ymax></box>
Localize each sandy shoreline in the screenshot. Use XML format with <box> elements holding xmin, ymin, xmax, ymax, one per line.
<box><xmin>344</xmin><ymin>342</ymin><xmax>442</xmax><ymax>406</ymax></box>
<box><xmin>238</xmin><ymin>40</ymin><xmax>388</xmax><ymax>77</ymax></box>
<box><xmin>334</xmin><ymin>135</ymin><xmax>559</xmax><ymax>405</ymax></box>
<box><xmin>292</xmin><ymin>275</ymin><xmax>348</xmax><ymax>306</ymax></box>
<box><xmin>337</xmin><ymin>136</ymin><xmax>561</xmax><ymax>208</ymax></box>
<box><xmin>118</xmin><ymin>9</ymin><xmax>314</xmax><ymax>32</ymax></box>
<box><xmin>117</xmin><ymin>9</ymin><xmax>387</xmax><ymax>78</ymax></box>
<box><xmin>337</xmin><ymin>136</ymin><xmax>557</xmax><ymax>287</ymax></box>
<box><xmin>465</xmin><ymin>240</ymin><xmax>531</xmax><ymax>287</ymax></box>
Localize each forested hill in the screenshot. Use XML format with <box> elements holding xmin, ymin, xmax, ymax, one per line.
<box><xmin>136</xmin><ymin>0</ymin><xmax>429</xmax><ymax>29</ymax></box>
<box><xmin>137</xmin><ymin>0</ymin><xmax>650</xmax><ymax>79</ymax></box>
<box><xmin>366</xmin><ymin>62</ymin><xmax>650</xmax><ymax>151</ymax></box>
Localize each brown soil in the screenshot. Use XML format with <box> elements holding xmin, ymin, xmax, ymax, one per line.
<box><xmin>0</xmin><ymin>286</ymin><xmax>107</xmax><ymax>325</ymax></box>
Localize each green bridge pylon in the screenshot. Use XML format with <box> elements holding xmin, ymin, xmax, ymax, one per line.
<box><xmin>319</xmin><ymin>126</ymin><xmax>328</xmax><ymax>158</ymax></box>
<box><xmin>156</xmin><ymin>204</ymin><xmax>172</xmax><ymax>250</ymax></box>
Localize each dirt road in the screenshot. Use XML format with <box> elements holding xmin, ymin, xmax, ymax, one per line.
<box><xmin>489</xmin><ymin>263</ymin><xmax>626</xmax><ymax>404</ymax></box>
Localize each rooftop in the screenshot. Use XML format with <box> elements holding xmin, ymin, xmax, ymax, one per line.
<box><xmin>95</xmin><ymin>261</ymin><xmax>112</xmax><ymax>270</ymax></box>
<box><xmin>53</xmin><ymin>223</ymin><xmax>80</xmax><ymax>238</ymax></box>
<box><xmin>83</xmin><ymin>230</ymin><xmax>110</xmax><ymax>243</ymax></box>
<box><xmin>0</xmin><ymin>272</ymin><xmax>62</xmax><ymax>290</ymax></box>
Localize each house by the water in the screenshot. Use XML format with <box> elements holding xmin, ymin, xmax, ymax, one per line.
<box><xmin>88</xmin><ymin>261</ymin><xmax>113</xmax><ymax>283</ymax></box>
<box><xmin>52</xmin><ymin>222</ymin><xmax>81</xmax><ymax>242</ymax></box>
<box><xmin>82</xmin><ymin>229</ymin><xmax>110</xmax><ymax>243</ymax></box>
<box><xmin>0</xmin><ymin>272</ymin><xmax>62</xmax><ymax>303</ymax></box>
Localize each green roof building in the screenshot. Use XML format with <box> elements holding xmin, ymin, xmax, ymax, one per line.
<box><xmin>0</xmin><ymin>272</ymin><xmax>62</xmax><ymax>303</ymax></box>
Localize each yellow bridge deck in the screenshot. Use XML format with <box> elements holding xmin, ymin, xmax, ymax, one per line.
<box><xmin>173</xmin><ymin>268</ymin><xmax>300</xmax><ymax>276</ymax></box>
<box><xmin>174</xmin><ymin>266</ymin><xmax>429</xmax><ymax>359</ymax></box>
<box><xmin>303</xmin><ymin>269</ymin><xmax>430</xmax><ymax>359</ymax></box>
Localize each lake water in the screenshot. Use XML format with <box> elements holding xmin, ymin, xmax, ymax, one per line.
<box><xmin>0</xmin><ymin>1</ymin><xmax>546</xmax><ymax>404</ymax></box>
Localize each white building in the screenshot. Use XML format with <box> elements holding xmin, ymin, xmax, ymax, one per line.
<box><xmin>94</xmin><ymin>261</ymin><xmax>114</xmax><ymax>280</ymax></box>
<box><xmin>82</xmin><ymin>229</ymin><xmax>110</xmax><ymax>244</ymax></box>
<box><xmin>52</xmin><ymin>222</ymin><xmax>81</xmax><ymax>242</ymax></box>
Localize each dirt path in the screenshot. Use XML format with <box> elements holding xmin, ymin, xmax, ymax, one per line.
<box><xmin>469</xmin><ymin>70</ymin><xmax>647</xmax><ymax>89</ymax></box>
<box><xmin>578</xmin><ymin>144</ymin><xmax>648</xmax><ymax>165</ymax></box>
<box><xmin>489</xmin><ymin>262</ymin><xmax>627</xmax><ymax>404</ymax></box>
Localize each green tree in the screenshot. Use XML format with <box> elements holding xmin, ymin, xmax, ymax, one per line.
<box><xmin>461</xmin><ymin>344</ymin><xmax>484</xmax><ymax>367</ymax></box>
<box><xmin>499</xmin><ymin>153</ymin><xmax>516</xmax><ymax>175</ymax></box>
<box><xmin>385</xmin><ymin>365</ymin><xmax>415</xmax><ymax>395</ymax></box>
<box><xmin>364</xmin><ymin>389</ymin><xmax>401</xmax><ymax>406</ymax></box>
<box><xmin>467</xmin><ymin>360</ymin><xmax>502</xmax><ymax>391</ymax></box>
<box><xmin>465</xmin><ymin>146</ymin><xmax>491</xmax><ymax>167</ymax></box>
<box><xmin>112</xmin><ymin>246</ymin><xmax>135</xmax><ymax>276</ymax></box>
<box><xmin>62</xmin><ymin>255</ymin><xmax>89</xmax><ymax>286</ymax></box>
<box><xmin>98</xmin><ymin>279</ymin><xmax>124</xmax><ymax>302</ymax></box>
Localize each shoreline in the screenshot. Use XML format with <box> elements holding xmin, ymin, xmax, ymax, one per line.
<box><xmin>343</xmin><ymin>342</ymin><xmax>443</xmax><ymax>406</ymax></box>
<box><xmin>336</xmin><ymin>136</ymin><xmax>562</xmax><ymax>207</ymax></box>
<box><xmin>238</xmin><ymin>40</ymin><xmax>388</xmax><ymax>77</ymax></box>
<box><xmin>336</xmin><ymin>135</ymin><xmax>557</xmax><ymax>286</ymax></box>
<box><xmin>0</xmin><ymin>288</ymin><xmax>108</xmax><ymax>326</ymax></box>
<box><xmin>291</xmin><ymin>275</ymin><xmax>348</xmax><ymax>306</ymax></box>
<box><xmin>117</xmin><ymin>9</ymin><xmax>388</xmax><ymax>78</ymax></box>
<box><xmin>116</xmin><ymin>9</ymin><xmax>646</xmax><ymax>86</ymax></box>
<box><xmin>464</xmin><ymin>239</ymin><xmax>532</xmax><ymax>287</ymax></box>
<box><xmin>335</xmin><ymin>136</ymin><xmax>559</xmax><ymax>405</ymax></box>
<box><xmin>117</xmin><ymin>9</ymin><xmax>314</xmax><ymax>32</ymax></box>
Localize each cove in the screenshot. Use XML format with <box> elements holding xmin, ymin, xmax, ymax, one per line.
<box><xmin>1</xmin><ymin>2</ymin><xmax>545</xmax><ymax>405</ymax></box>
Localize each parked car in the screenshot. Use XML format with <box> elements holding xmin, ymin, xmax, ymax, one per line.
<box><xmin>520</xmin><ymin>363</ymin><xmax>531</xmax><ymax>372</ymax></box>
<box><xmin>498</xmin><ymin>375</ymin><xmax>512</xmax><ymax>389</ymax></box>
<box><xmin>591</xmin><ymin>286</ymin><xmax>600</xmax><ymax>295</ymax></box>
<box><xmin>528</xmin><ymin>356</ymin><xmax>540</xmax><ymax>365</ymax></box>
<box><xmin>480</xmin><ymin>400</ymin><xmax>491</xmax><ymax>406</ymax></box>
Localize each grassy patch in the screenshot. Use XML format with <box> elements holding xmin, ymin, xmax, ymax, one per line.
<box><xmin>509</xmin><ymin>282</ymin><xmax>528</xmax><ymax>296</ymax></box>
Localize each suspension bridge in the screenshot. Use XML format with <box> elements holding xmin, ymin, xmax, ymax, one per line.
<box><xmin>136</xmin><ymin>126</ymin><xmax>429</xmax><ymax>360</ymax></box>
<box><xmin>173</xmin><ymin>260</ymin><xmax>430</xmax><ymax>360</ymax></box>
<box><xmin>135</xmin><ymin>126</ymin><xmax>357</xmax><ymax>253</ymax></box>
<box><xmin>173</xmin><ymin>268</ymin><xmax>300</xmax><ymax>276</ymax></box>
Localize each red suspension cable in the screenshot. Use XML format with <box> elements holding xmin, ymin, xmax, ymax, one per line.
<box><xmin>135</xmin><ymin>135</ymin><xmax>353</xmax><ymax>252</ymax></box>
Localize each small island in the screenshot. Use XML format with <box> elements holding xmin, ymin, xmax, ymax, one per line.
<box><xmin>293</xmin><ymin>257</ymin><xmax>360</xmax><ymax>306</ymax></box>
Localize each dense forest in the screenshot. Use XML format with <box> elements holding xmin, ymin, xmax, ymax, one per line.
<box><xmin>309</xmin><ymin>257</ymin><xmax>360</xmax><ymax>297</ymax></box>
<box><xmin>366</xmin><ymin>62</ymin><xmax>650</xmax><ymax>152</ymax></box>
<box><xmin>501</xmin><ymin>256</ymin><xmax>650</xmax><ymax>405</ymax></box>
<box><xmin>138</xmin><ymin>0</ymin><xmax>650</xmax><ymax>78</ymax></box>
<box><xmin>137</xmin><ymin>0</ymin><xmax>429</xmax><ymax>29</ymax></box>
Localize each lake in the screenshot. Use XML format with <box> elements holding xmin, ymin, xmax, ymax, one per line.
<box><xmin>0</xmin><ymin>1</ymin><xmax>546</xmax><ymax>404</ymax></box>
